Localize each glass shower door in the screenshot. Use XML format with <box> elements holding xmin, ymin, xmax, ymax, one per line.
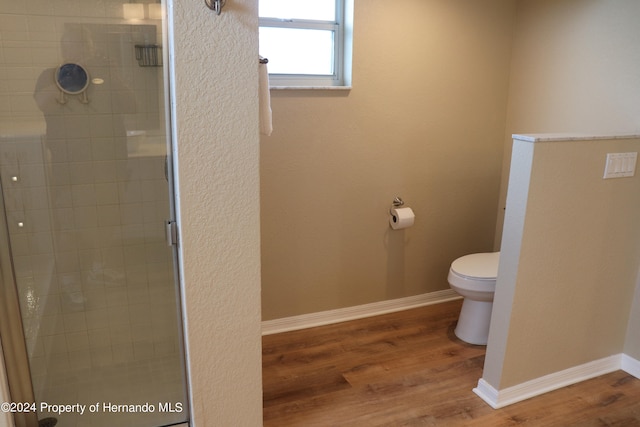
<box><xmin>0</xmin><ymin>1</ymin><xmax>188</xmax><ymax>426</ymax></box>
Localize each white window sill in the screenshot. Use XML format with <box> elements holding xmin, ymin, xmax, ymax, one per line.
<box><xmin>270</xmin><ymin>86</ymin><xmax>352</xmax><ymax>91</ymax></box>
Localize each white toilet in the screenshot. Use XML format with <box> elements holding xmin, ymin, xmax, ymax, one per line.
<box><xmin>447</xmin><ymin>251</ymin><xmax>500</xmax><ymax>345</ymax></box>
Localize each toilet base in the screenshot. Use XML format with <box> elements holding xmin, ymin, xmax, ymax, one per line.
<box><xmin>454</xmin><ymin>298</ymin><xmax>493</xmax><ymax>345</ymax></box>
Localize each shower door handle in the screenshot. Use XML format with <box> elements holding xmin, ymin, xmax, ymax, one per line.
<box><xmin>164</xmin><ymin>155</ymin><xmax>169</xmax><ymax>182</ymax></box>
<box><xmin>166</xmin><ymin>220</ymin><xmax>178</xmax><ymax>246</ymax></box>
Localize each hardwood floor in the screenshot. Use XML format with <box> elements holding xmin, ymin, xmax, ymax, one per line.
<box><xmin>262</xmin><ymin>300</ymin><xmax>640</xmax><ymax>426</ymax></box>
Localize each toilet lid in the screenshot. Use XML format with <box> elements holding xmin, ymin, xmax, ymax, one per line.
<box><xmin>450</xmin><ymin>252</ymin><xmax>500</xmax><ymax>280</ymax></box>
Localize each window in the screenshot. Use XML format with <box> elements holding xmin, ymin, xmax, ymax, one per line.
<box><xmin>259</xmin><ymin>0</ymin><xmax>352</xmax><ymax>87</ymax></box>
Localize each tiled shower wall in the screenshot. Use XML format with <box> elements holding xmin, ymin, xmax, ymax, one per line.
<box><xmin>0</xmin><ymin>2</ymin><xmax>161</xmax><ymax>126</ymax></box>
<box><xmin>0</xmin><ymin>0</ymin><xmax>182</xmax><ymax>416</ymax></box>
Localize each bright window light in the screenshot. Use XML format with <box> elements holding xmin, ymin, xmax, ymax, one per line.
<box><xmin>259</xmin><ymin>27</ymin><xmax>334</xmax><ymax>75</ymax></box>
<box><xmin>259</xmin><ymin>0</ymin><xmax>336</xmax><ymax>21</ymax></box>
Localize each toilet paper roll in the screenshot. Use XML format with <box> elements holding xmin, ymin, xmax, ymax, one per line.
<box><xmin>389</xmin><ymin>207</ymin><xmax>415</xmax><ymax>230</ymax></box>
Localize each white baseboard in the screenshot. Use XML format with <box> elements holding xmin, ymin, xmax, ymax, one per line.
<box><xmin>261</xmin><ymin>289</ymin><xmax>461</xmax><ymax>335</ymax></box>
<box><xmin>474</xmin><ymin>354</ymin><xmax>639</xmax><ymax>409</ymax></box>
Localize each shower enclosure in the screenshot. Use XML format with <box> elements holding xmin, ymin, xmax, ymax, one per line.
<box><xmin>0</xmin><ymin>1</ymin><xmax>188</xmax><ymax>426</ymax></box>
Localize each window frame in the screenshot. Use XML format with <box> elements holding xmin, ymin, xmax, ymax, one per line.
<box><xmin>259</xmin><ymin>0</ymin><xmax>351</xmax><ymax>88</ymax></box>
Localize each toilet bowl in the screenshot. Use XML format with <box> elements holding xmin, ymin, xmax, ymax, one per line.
<box><xmin>447</xmin><ymin>251</ymin><xmax>499</xmax><ymax>345</ymax></box>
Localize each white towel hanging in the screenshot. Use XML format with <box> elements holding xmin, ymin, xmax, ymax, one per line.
<box><xmin>259</xmin><ymin>56</ymin><xmax>272</xmax><ymax>136</ymax></box>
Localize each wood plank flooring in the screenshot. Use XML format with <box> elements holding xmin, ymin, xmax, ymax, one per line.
<box><xmin>262</xmin><ymin>300</ymin><xmax>640</xmax><ymax>426</ymax></box>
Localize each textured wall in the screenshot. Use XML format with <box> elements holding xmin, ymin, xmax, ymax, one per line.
<box><xmin>170</xmin><ymin>0</ymin><xmax>263</xmax><ymax>425</ymax></box>
<box><xmin>261</xmin><ymin>0</ymin><xmax>516</xmax><ymax>320</ymax></box>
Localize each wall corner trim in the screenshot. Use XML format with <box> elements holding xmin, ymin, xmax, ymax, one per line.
<box><xmin>474</xmin><ymin>354</ymin><xmax>640</xmax><ymax>409</ymax></box>
<box><xmin>261</xmin><ymin>290</ymin><xmax>461</xmax><ymax>335</ymax></box>
<box><xmin>622</xmin><ymin>354</ymin><xmax>640</xmax><ymax>378</ymax></box>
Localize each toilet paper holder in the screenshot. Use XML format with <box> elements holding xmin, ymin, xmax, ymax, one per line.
<box><xmin>390</xmin><ymin>196</ymin><xmax>405</xmax><ymax>212</ymax></box>
<box><xmin>389</xmin><ymin>197</ymin><xmax>415</xmax><ymax>230</ymax></box>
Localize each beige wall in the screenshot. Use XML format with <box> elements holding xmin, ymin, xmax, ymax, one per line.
<box><xmin>485</xmin><ymin>136</ymin><xmax>640</xmax><ymax>389</ymax></box>
<box><xmin>171</xmin><ymin>0</ymin><xmax>263</xmax><ymax>425</ymax></box>
<box><xmin>495</xmin><ymin>0</ymin><xmax>640</xmax><ymax>243</ymax></box>
<box><xmin>261</xmin><ymin>0</ymin><xmax>516</xmax><ymax>320</ymax></box>
<box><xmin>169</xmin><ymin>0</ymin><xmax>640</xmax><ymax>418</ymax></box>
<box><xmin>488</xmin><ymin>0</ymin><xmax>640</xmax><ymax>388</ymax></box>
